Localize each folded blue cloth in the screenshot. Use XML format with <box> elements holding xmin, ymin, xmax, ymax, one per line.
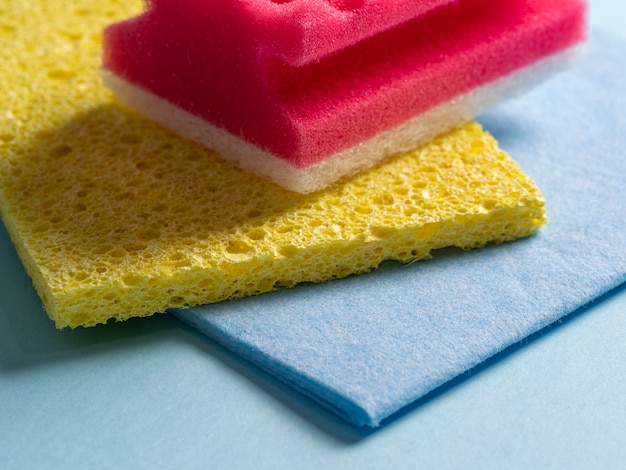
<box><xmin>172</xmin><ymin>31</ymin><xmax>626</xmax><ymax>427</ymax></box>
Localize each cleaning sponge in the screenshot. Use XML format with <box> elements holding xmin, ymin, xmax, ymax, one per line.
<box><xmin>0</xmin><ymin>0</ymin><xmax>545</xmax><ymax>328</ymax></box>
<box><xmin>102</xmin><ymin>0</ymin><xmax>587</xmax><ymax>192</ymax></box>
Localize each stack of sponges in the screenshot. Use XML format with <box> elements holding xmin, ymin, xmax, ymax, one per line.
<box><xmin>0</xmin><ymin>0</ymin><xmax>555</xmax><ymax>328</ymax></box>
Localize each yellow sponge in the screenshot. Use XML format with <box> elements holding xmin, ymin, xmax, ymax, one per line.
<box><xmin>0</xmin><ymin>0</ymin><xmax>546</xmax><ymax>328</ymax></box>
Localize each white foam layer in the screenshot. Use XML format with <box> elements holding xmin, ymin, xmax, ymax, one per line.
<box><xmin>102</xmin><ymin>45</ymin><xmax>583</xmax><ymax>193</ymax></box>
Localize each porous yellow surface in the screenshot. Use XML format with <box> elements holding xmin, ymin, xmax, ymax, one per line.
<box><xmin>0</xmin><ymin>0</ymin><xmax>546</xmax><ymax>328</ymax></box>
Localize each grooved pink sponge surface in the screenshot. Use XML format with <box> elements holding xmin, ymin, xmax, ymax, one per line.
<box><xmin>218</xmin><ymin>0</ymin><xmax>453</xmax><ymax>65</ymax></box>
<box><xmin>103</xmin><ymin>0</ymin><xmax>586</xmax><ymax>168</ymax></box>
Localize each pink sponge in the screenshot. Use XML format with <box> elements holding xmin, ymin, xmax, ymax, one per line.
<box><xmin>102</xmin><ymin>0</ymin><xmax>587</xmax><ymax>192</ymax></box>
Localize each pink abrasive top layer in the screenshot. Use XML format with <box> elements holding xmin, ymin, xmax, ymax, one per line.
<box><xmin>102</xmin><ymin>0</ymin><xmax>586</xmax><ymax>170</ymax></box>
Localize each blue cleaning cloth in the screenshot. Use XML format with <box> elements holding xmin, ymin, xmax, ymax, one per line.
<box><xmin>172</xmin><ymin>31</ymin><xmax>626</xmax><ymax>427</ymax></box>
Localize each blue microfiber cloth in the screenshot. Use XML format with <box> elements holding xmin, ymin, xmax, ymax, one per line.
<box><xmin>172</xmin><ymin>31</ymin><xmax>626</xmax><ymax>427</ymax></box>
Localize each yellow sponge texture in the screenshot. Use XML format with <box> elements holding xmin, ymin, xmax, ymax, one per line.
<box><xmin>0</xmin><ymin>0</ymin><xmax>546</xmax><ymax>328</ymax></box>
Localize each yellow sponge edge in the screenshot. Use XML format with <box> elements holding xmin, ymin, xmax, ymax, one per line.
<box><xmin>0</xmin><ymin>0</ymin><xmax>546</xmax><ymax>328</ymax></box>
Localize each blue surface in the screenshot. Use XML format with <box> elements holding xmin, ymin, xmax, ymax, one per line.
<box><xmin>1</xmin><ymin>2</ymin><xmax>626</xmax><ymax>468</ymax></box>
<box><xmin>172</xmin><ymin>30</ymin><xmax>626</xmax><ymax>427</ymax></box>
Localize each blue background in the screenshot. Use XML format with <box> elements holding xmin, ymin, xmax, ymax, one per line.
<box><xmin>1</xmin><ymin>2</ymin><xmax>625</xmax><ymax>468</ymax></box>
